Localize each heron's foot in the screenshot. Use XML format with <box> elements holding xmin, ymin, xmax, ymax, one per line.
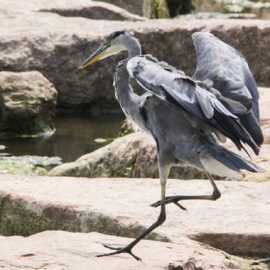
<box><xmin>96</xmin><ymin>244</ymin><xmax>142</xmax><ymax>261</ymax></box>
<box><xmin>150</xmin><ymin>196</ymin><xmax>187</xmax><ymax>211</ymax></box>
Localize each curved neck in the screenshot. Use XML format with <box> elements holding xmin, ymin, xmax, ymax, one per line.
<box><xmin>113</xmin><ymin>36</ymin><xmax>143</xmax><ymax>127</ymax></box>
<box><xmin>114</xmin><ymin>60</ymin><xmax>143</xmax><ymax>128</ymax></box>
<box><xmin>126</xmin><ymin>36</ymin><xmax>141</xmax><ymax>59</ymax></box>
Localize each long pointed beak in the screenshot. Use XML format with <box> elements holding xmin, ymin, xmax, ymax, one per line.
<box><xmin>79</xmin><ymin>44</ymin><xmax>109</xmax><ymax>69</ymax></box>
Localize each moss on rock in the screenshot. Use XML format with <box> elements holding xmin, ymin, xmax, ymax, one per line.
<box><xmin>0</xmin><ymin>194</ymin><xmax>168</xmax><ymax>242</ymax></box>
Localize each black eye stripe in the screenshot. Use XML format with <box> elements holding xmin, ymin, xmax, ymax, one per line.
<box><xmin>108</xmin><ymin>30</ymin><xmax>125</xmax><ymax>40</ymax></box>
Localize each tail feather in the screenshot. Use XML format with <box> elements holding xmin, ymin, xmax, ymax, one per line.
<box><xmin>213</xmin><ymin>111</ymin><xmax>260</xmax><ymax>155</ymax></box>
<box><xmin>240</xmin><ymin>112</ymin><xmax>264</xmax><ymax>146</ymax></box>
<box><xmin>199</xmin><ymin>144</ymin><xmax>264</xmax><ymax>177</ymax></box>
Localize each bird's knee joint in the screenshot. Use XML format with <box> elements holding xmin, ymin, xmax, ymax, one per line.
<box><xmin>213</xmin><ymin>189</ymin><xmax>221</xmax><ymax>200</ymax></box>
<box><xmin>157</xmin><ymin>213</ymin><xmax>166</xmax><ymax>225</ymax></box>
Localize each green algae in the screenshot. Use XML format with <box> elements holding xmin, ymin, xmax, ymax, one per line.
<box><xmin>0</xmin><ymin>195</ymin><xmax>168</xmax><ymax>242</ymax></box>
<box><xmin>228</xmin><ymin>254</ymin><xmax>270</xmax><ymax>270</ymax></box>
<box><xmin>0</xmin><ymin>155</ymin><xmax>62</xmax><ymax>176</ymax></box>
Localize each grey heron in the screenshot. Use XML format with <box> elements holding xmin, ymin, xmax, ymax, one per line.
<box><xmin>79</xmin><ymin>30</ymin><xmax>263</xmax><ymax>261</ymax></box>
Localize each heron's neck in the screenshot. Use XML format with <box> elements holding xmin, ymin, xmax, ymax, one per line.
<box><xmin>114</xmin><ymin>61</ymin><xmax>142</xmax><ymax>125</ymax></box>
<box><xmin>113</xmin><ymin>36</ymin><xmax>142</xmax><ymax>124</ymax></box>
<box><xmin>114</xmin><ymin>61</ymin><xmax>132</xmax><ymax>105</ymax></box>
<box><xmin>114</xmin><ymin>36</ymin><xmax>141</xmax><ymax>103</ymax></box>
<box><xmin>126</xmin><ymin>37</ymin><xmax>141</xmax><ymax>59</ymax></box>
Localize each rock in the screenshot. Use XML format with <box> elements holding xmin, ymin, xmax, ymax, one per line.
<box><xmin>119</xmin><ymin>118</ymin><xmax>137</xmax><ymax>136</ymax></box>
<box><xmin>193</xmin><ymin>0</ymin><xmax>270</xmax><ymax>20</ymax></box>
<box><xmin>243</xmin><ymin>144</ymin><xmax>270</xmax><ymax>182</ymax></box>
<box><xmin>93</xmin><ymin>0</ymin><xmax>155</xmax><ymax>18</ymax></box>
<box><xmin>1</xmin><ymin>8</ymin><xmax>270</xmax><ymax>113</ymax></box>
<box><xmin>2</xmin><ymin>0</ymin><xmax>144</xmax><ymax>21</ymax></box>
<box><xmin>0</xmin><ymin>155</ymin><xmax>62</xmax><ymax>176</ymax></box>
<box><xmin>0</xmin><ymin>71</ymin><xmax>57</xmax><ymax>137</ymax></box>
<box><xmin>0</xmin><ymin>231</ymin><xmax>244</xmax><ymax>269</ymax></box>
<box><xmin>262</xmin><ymin>125</ymin><xmax>270</xmax><ymax>144</ymax></box>
<box><xmin>0</xmin><ymin>174</ymin><xmax>269</xmax><ymax>257</ymax></box>
<box><xmin>178</xmin><ymin>12</ymin><xmax>257</xmax><ymax>19</ymax></box>
<box><xmin>259</xmin><ymin>87</ymin><xmax>270</xmax><ymax>126</ymax></box>
<box><xmin>48</xmin><ymin>133</ymin><xmax>207</xmax><ymax>179</ymax></box>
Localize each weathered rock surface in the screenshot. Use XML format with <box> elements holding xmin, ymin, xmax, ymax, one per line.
<box><xmin>3</xmin><ymin>0</ymin><xmax>144</xmax><ymax>21</ymax></box>
<box><xmin>263</xmin><ymin>125</ymin><xmax>270</xmax><ymax>144</ymax></box>
<box><xmin>259</xmin><ymin>87</ymin><xmax>270</xmax><ymax>126</ymax></box>
<box><xmin>48</xmin><ymin>133</ymin><xmax>207</xmax><ymax>179</ymax></box>
<box><xmin>93</xmin><ymin>0</ymin><xmax>155</xmax><ymax>18</ymax></box>
<box><xmin>0</xmin><ymin>174</ymin><xmax>269</xmax><ymax>257</ymax></box>
<box><xmin>244</xmin><ymin>143</ymin><xmax>270</xmax><ymax>182</ymax></box>
<box><xmin>1</xmin><ymin>8</ymin><xmax>270</xmax><ymax>112</ymax></box>
<box><xmin>193</xmin><ymin>0</ymin><xmax>270</xmax><ymax>20</ymax></box>
<box><xmin>0</xmin><ymin>71</ymin><xmax>57</xmax><ymax>137</ymax></box>
<box><xmin>0</xmin><ymin>231</ymin><xmax>244</xmax><ymax>269</ymax></box>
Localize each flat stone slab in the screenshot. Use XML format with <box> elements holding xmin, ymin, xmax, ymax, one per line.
<box><xmin>1</xmin><ymin>7</ymin><xmax>270</xmax><ymax>111</ymax></box>
<box><xmin>0</xmin><ymin>174</ymin><xmax>269</xmax><ymax>257</ymax></box>
<box><xmin>93</xmin><ymin>0</ymin><xmax>155</xmax><ymax>17</ymax></box>
<box><xmin>2</xmin><ymin>0</ymin><xmax>144</xmax><ymax>21</ymax></box>
<box><xmin>0</xmin><ymin>231</ymin><xmax>243</xmax><ymax>269</ymax></box>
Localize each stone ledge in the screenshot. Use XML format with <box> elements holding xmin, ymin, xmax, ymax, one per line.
<box><xmin>3</xmin><ymin>0</ymin><xmax>145</xmax><ymax>21</ymax></box>
<box><xmin>0</xmin><ymin>231</ymin><xmax>244</xmax><ymax>269</ymax></box>
<box><xmin>1</xmin><ymin>9</ymin><xmax>270</xmax><ymax>111</ymax></box>
<box><xmin>0</xmin><ymin>174</ymin><xmax>269</xmax><ymax>257</ymax></box>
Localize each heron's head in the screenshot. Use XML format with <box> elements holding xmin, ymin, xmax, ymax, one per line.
<box><xmin>79</xmin><ymin>30</ymin><xmax>139</xmax><ymax>69</ymax></box>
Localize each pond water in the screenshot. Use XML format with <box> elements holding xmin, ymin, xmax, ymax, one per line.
<box><xmin>0</xmin><ymin>114</ymin><xmax>124</xmax><ymax>163</ymax></box>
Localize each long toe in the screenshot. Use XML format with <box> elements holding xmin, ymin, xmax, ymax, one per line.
<box><xmin>173</xmin><ymin>201</ymin><xmax>187</xmax><ymax>211</ymax></box>
<box><xmin>103</xmin><ymin>244</ymin><xmax>122</xmax><ymax>251</ymax></box>
<box><xmin>97</xmin><ymin>246</ymin><xmax>142</xmax><ymax>261</ymax></box>
<box><xmin>151</xmin><ymin>197</ymin><xmax>187</xmax><ymax>211</ymax></box>
<box><xmin>150</xmin><ymin>200</ymin><xmax>161</xmax><ymax>207</ymax></box>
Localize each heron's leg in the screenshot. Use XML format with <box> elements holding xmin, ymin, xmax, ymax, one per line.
<box><xmin>97</xmin><ymin>164</ymin><xmax>170</xmax><ymax>261</ymax></box>
<box><xmin>151</xmin><ymin>172</ymin><xmax>221</xmax><ymax>208</ymax></box>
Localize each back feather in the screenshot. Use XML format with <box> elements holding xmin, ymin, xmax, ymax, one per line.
<box><xmin>127</xmin><ymin>55</ymin><xmax>260</xmax><ymax>155</ymax></box>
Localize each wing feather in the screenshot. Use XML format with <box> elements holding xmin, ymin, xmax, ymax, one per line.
<box><xmin>127</xmin><ymin>55</ymin><xmax>260</xmax><ymax>155</ymax></box>
<box><xmin>192</xmin><ymin>31</ymin><xmax>263</xmax><ymax>146</ymax></box>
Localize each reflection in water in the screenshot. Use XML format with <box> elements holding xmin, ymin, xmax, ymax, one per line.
<box><xmin>0</xmin><ymin>114</ymin><xmax>124</xmax><ymax>162</ymax></box>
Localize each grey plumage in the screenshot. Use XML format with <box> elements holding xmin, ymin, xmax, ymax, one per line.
<box><xmin>79</xmin><ymin>30</ymin><xmax>263</xmax><ymax>261</ymax></box>
<box><xmin>192</xmin><ymin>31</ymin><xmax>263</xmax><ymax>146</ymax></box>
<box><xmin>127</xmin><ymin>54</ymin><xmax>260</xmax><ymax>155</ymax></box>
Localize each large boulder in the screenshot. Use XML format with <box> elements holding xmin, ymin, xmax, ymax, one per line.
<box><xmin>0</xmin><ymin>71</ymin><xmax>57</xmax><ymax>137</ymax></box>
<box><xmin>1</xmin><ymin>7</ymin><xmax>270</xmax><ymax>113</ymax></box>
<box><xmin>48</xmin><ymin>133</ymin><xmax>207</xmax><ymax>179</ymax></box>
<box><xmin>2</xmin><ymin>0</ymin><xmax>144</xmax><ymax>21</ymax></box>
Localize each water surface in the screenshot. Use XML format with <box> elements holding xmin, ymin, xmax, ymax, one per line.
<box><xmin>0</xmin><ymin>114</ymin><xmax>124</xmax><ymax>163</ymax></box>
